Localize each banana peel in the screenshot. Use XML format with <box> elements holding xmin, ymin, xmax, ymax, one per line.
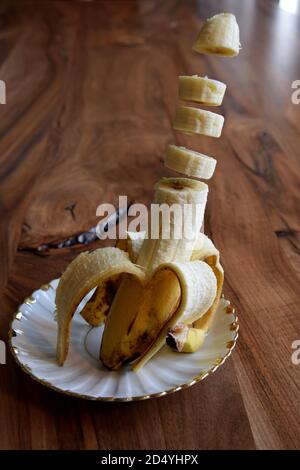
<box><xmin>118</xmin><ymin>232</ymin><xmax>224</xmax><ymax>357</ymax></box>
<box><xmin>100</xmin><ymin>267</ymin><xmax>182</xmax><ymax>370</ymax></box>
<box><xmin>80</xmin><ymin>232</ymin><xmax>146</xmax><ymax>327</ymax></box>
<box><xmin>55</xmin><ymin>247</ymin><xmax>144</xmax><ymax>366</ymax></box>
<box><xmin>167</xmin><ymin>233</ymin><xmax>224</xmax><ymax>353</ymax></box>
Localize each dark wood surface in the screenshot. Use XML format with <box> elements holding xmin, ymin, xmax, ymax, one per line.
<box><xmin>0</xmin><ymin>0</ymin><xmax>299</xmax><ymax>450</ymax></box>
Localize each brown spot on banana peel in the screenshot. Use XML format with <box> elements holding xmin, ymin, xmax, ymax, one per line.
<box><xmin>80</xmin><ymin>276</ymin><xmax>120</xmax><ymax>327</ymax></box>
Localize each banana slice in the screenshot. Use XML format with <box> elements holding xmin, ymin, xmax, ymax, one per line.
<box><xmin>193</xmin><ymin>13</ymin><xmax>240</xmax><ymax>57</ymax></box>
<box><xmin>164</xmin><ymin>145</ymin><xmax>216</xmax><ymax>180</ymax></box>
<box><xmin>179</xmin><ymin>75</ymin><xmax>226</xmax><ymax>106</ymax></box>
<box><xmin>174</xmin><ymin>106</ymin><xmax>224</xmax><ymax>137</ymax></box>
<box><xmin>56</xmin><ymin>247</ymin><xmax>144</xmax><ymax>366</ymax></box>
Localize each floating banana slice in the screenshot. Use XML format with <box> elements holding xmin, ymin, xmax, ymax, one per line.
<box><xmin>56</xmin><ymin>247</ymin><xmax>144</xmax><ymax>366</ymax></box>
<box><xmin>174</xmin><ymin>106</ymin><xmax>224</xmax><ymax>137</ymax></box>
<box><xmin>164</xmin><ymin>145</ymin><xmax>217</xmax><ymax>180</ymax></box>
<box><xmin>193</xmin><ymin>13</ymin><xmax>240</xmax><ymax>57</ymax></box>
<box><xmin>179</xmin><ymin>75</ymin><xmax>226</xmax><ymax>106</ymax></box>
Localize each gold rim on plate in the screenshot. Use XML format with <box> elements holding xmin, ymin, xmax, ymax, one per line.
<box><xmin>9</xmin><ymin>282</ymin><xmax>239</xmax><ymax>402</ymax></box>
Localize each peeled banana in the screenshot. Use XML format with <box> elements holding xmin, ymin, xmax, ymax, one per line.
<box><xmin>55</xmin><ymin>10</ymin><xmax>240</xmax><ymax>373</ymax></box>
<box><xmin>174</xmin><ymin>106</ymin><xmax>224</xmax><ymax>137</ymax></box>
<box><xmin>179</xmin><ymin>75</ymin><xmax>226</xmax><ymax>106</ymax></box>
<box><xmin>100</xmin><ymin>177</ymin><xmax>208</xmax><ymax>369</ymax></box>
<box><xmin>56</xmin><ymin>231</ymin><xmax>223</xmax><ymax>369</ymax></box>
<box><xmin>193</xmin><ymin>13</ymin><xmax>240</xmax><ymax>57</ymax></box>
<box><xmin>165</xmin><ymin>145</ymin><xmax>216</xmax><ymax>180</ymax></box>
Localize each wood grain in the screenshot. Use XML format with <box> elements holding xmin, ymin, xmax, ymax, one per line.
<box><xmin>0</xmin><ymin>0</ymin><xmax>299</xmax><ymax>450</ymax></box>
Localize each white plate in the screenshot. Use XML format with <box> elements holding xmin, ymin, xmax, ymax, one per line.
<box><xmin>9</xmin><ymin>279</ymin><xmax>238</xmax><ymax>401</ymax></box>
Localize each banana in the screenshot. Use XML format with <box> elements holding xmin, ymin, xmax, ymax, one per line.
<box><xmin>55</xmin><ymin>10</ymin><xmax>235</xmax><ymax>373</ymax></box>
<box><xmin>174</xmin><ymin>106</ymin><xmax>224</xmax><ymax>137</ymax></box>
<box><xmin>179</xmin><ymin>75</ymin><xmax>226</xmax><ymax>106</ymax></box>
<box><xmin>193</xmin><ymin>13</ymin><xmax>240</xmax><ymax>57</ymax></box>
<box><xmin>164</xmin><ymin>144</ymin><xmax>216</xmax><ymax>180</ymax></box>
<box><xmin>55</xmin><ymin>232</ymin><xmax>222</xmax><ymax>369</ymax></box>
<box><xmin>136</xmin><ymin>177</ymin><xmax>208</xmax><ymax>275</ymax></box>
<box><xmin>56</xmin><ymin>247</ymin><xmax>144</xmax><ymax>366</ymax></box>
<box><xmin>100</xmin><ymin>177</ymin><xmax>208</xmax><ymax>369</ymax></box>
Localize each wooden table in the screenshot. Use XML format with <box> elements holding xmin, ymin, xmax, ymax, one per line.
<box><xmin>0</xmin><ymin>0</ymin><xmax>299</xmax><ymax>450</ymax></box>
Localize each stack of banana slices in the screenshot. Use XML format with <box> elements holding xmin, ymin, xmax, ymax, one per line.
<box><xmin>56</xmin><ymin>13</ymin><xmax>240</xmax><ymax>372</ymax></box>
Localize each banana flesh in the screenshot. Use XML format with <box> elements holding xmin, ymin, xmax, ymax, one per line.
<box><xmin>174</xmin><ymin>106</ymin><xmax>224</xmax><ymax>137</ymax></box>
<box><xmin>136</xmin><ymin>177</ymin><xmax>208</xmax><ymax>275</ymax></box>
<box><xmin>165</xmin><ymin>145</ymin><xmax>216</xmax><ymax>180</ymax></box>
<box><xmin>193</xmin><ymin>13</ymin><xmax>240</xmax><ymax>57</ymax></box>
<box><xmin>179</xmin><ymin>75</ymin><xmax>226</xmax><ymax>106</ymax></box>
<box><xmin>167</xmin><ymin>324</ymin><xmax>206</xmax><ymax>353</ymax></box>
<box><xmin>116</xmin><ymin>231</ymin><xmax>146</xmax><ymax>263</ymax></box>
